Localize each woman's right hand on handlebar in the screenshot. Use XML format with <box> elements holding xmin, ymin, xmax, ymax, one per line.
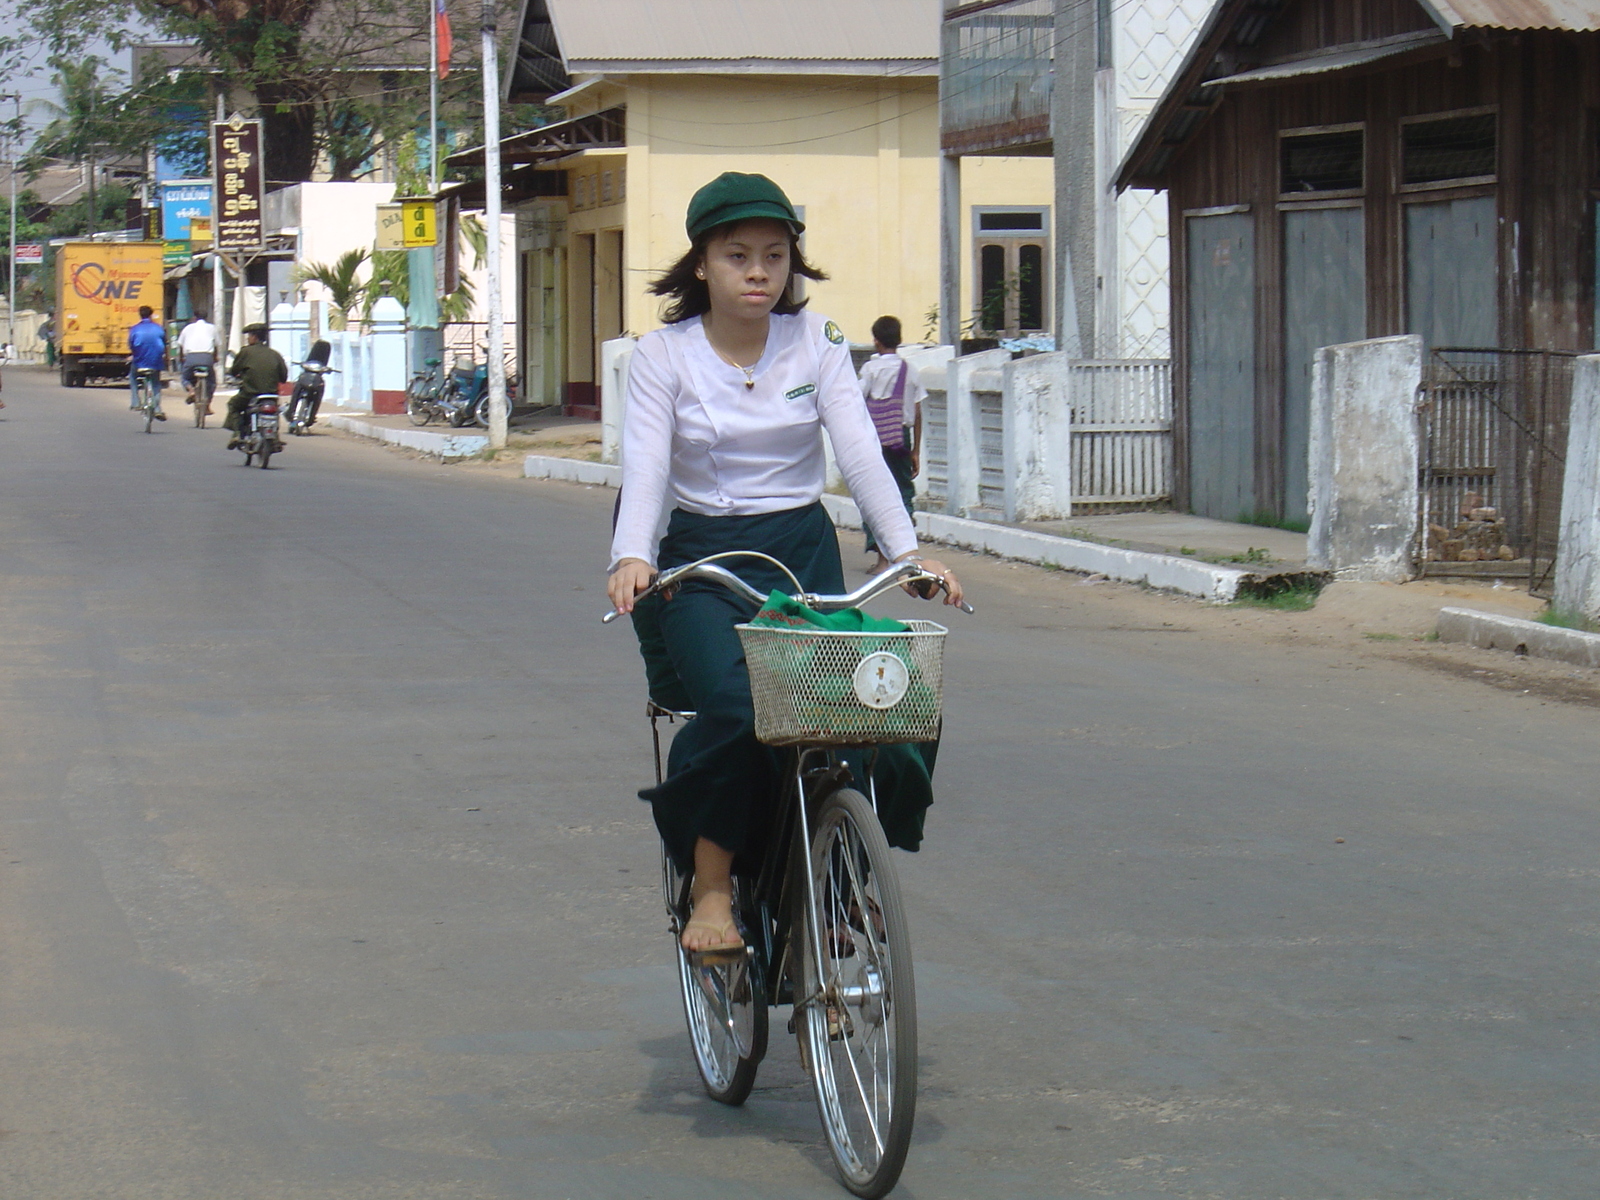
<box><xmin>607</xmin><ymin>557</ymin><xmax>657</xmax><ymax>615</ymax></box>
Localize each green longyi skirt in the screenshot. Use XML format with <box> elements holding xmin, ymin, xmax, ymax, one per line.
<box><xmin>632</xmin><ymin>501</ymin><xmax>936</xmax><ymax>873</ymax></box>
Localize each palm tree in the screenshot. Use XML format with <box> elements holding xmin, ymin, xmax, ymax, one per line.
<box><xmin>292</xmin><ymin>248</ymin><xmax>369</xmax><ymax>330</ymax></box>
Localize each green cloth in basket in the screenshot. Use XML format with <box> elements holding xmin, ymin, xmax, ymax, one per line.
<box><xmin>745</xmin><ymin>591</ymin><xmax>937</xmax><ymax>738</ymax></box>
<box><xmin>747</xmin><ymin>591</ymin><xmax>909</xmax><ymax>633</ymax></box>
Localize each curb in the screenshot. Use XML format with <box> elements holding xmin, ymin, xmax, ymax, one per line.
<box><xmin>514</xmin><ymin>454</ymin><xmax>1253</xmax><ymax>602</ymax></box>
<box><xmin>1436</xmin><ymin>607</ymin><xmax>1600</xmax><ymax>669</ymax></box>
<box><xmin>328</xmin><ymin>416</ymin><xmax>488</xmax><ymax>459</ymax></box>
<box><xmin>522</xmin><ymin>455</ymin><xmax>621</xmax><ymax>486</ymax></box>
<box><xmin>821</xmin><ymin>495</ymin><xmax>1252</xmax><ymax>602</ymax></box>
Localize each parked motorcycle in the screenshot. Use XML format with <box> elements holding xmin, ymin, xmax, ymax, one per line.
<box><xmin>406</xmin><ymin>355</ymin><xmax>519</xmax><ymax>429</ymax></box>
<box><xmin>238</xmin><ymin>393</ymin><xmax>283</xmax><ymax>468</ymax></box>
<box><xmin>285</xmin><ymin>339</ymin><xmax>337</xmax><ymax>435</ymax></box>
<box><xmin>405</xmin><ymin>357</ymin><xmax>473</xmax><ymax>427</ymax></box>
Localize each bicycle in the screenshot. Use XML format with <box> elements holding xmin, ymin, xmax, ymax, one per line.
<box><xmin>405</xmin><ymin>357</ymin><xmax>465</xmax><ymax>427</ymax></box>
<box><xmin>189</xmin><ymin>363</ymin><xmax>215</xmax><ymax>428</ymax></box>
<box><xmin>606</xmin><ymin>556</ymin><xmax>971</xmax><ymax>1198</ymax></box>
<box><xmin>132</xmin><ymin>367</ymin><xmax>163</xmax><ymax>433</ymax></box>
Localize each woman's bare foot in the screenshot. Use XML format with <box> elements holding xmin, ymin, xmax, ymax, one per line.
<box><xmin>682</xmin><ymin>884</ymin><xmax>743</xmax><ymax>953</ymax></box>
<box><xmin>868</xmin><ymin>553</ymin><xmax>892</xmax><ymax>575</ymax></box>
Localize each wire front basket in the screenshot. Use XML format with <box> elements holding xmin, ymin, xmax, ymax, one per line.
<box><xmin>735</xmin><ymin>620</ymin><xmax>947</xmax><ymax>746</ymax></box>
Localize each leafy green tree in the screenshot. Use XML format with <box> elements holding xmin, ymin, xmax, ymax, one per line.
<box><xmin>2</xmin><ymin>0</ymin><xmax>524</xmax><ymax>185</ymax></box>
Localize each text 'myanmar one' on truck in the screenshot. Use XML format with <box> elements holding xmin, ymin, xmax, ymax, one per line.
<box><xmin>55</xmin><ymin>241</ymin><xmax>166</xmax><ymax>388</ymax></box>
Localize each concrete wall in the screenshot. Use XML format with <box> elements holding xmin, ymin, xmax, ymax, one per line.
<box><xmin>945</xmin><ymin>348</ymin><xmax>1011</xmax><ymax>515</ymax></box>
<box><xmin>1554</xmin><ymin>353</ymin><xmax>1600</xmax><ymax>619</ymax></box>
<box><xmin>1001</xmin><ymin>351</ymin><xmax>1074</xmax><ymax>521</ymax></box>
<box><xmin>1306</xmin><ymin>334</ymin><xmax>1422</xmax><ymax>582</ymax></box>
<box><xmin>281</xmin><ymin>182</ymin><xmax>397</xmax><ymax>310</ymax></box>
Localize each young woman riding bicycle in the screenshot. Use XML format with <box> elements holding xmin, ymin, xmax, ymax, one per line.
<box><xmin>605</xmin><ymin>173</ymin><xmax>965</xmax><ymax>956</ymax></box>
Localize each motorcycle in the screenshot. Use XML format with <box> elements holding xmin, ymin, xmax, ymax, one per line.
<box><xmin>406</xmin><ymin>355</ymin><xmax>518</xmax><ymax>429</ymax></box>
<box><xmin>238</xmin><ymin>393</ymin><xmax>283</xmax><ymax>468</ymax></box>
<box><xmin>285</xmin><ymin>339</ymin><xmax>337</xmax><ymax>436</ymax></box>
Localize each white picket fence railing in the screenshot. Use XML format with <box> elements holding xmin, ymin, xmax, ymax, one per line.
<box><xmin>1067</xmin><ymin>359</ymin><xmax>1173</xmax><ymax>506</ymax></box>
<box><xmin>923</xmin><ymin>353</ymin><xmax>1172</xmax><ymax>519</ymax></box>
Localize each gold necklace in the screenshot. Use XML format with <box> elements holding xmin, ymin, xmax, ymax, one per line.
<box><xmin>712</xmin><ymin>344</ymin><xmax>759</xmax><ymax>389</ymax></box>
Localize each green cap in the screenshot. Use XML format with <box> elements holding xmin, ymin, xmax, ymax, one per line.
<box><xmin>685</xmin><ymin>172</ymin><xmax>803</xmax><ymax>239</ymax></box>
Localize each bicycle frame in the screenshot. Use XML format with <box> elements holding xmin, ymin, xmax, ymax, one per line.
<box><xmin>634</xmin><ymin>555</ymin><xmax>958</xmax><ymax>1007</ymax></box>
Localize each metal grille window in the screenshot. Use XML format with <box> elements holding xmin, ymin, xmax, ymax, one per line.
<box><xmin>1402</xmin><ymin>113</ymin><xmax>1497</xmax><ymax>185</ymax></box>
<box><xmin>1280</xmin><ymin>128</ymin><xmax>1363</xmax><ymax>194</ymax></box>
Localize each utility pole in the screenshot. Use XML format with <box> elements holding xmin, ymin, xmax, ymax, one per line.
<box><xmin>1</xmin><ymin>92</ymin><xmax>19</xmax><ymax>355</ymax></box>
<box><xmin>480</xmin><ymin>0</ymin><xmax>507</xmax><ymax>449</ymax></box>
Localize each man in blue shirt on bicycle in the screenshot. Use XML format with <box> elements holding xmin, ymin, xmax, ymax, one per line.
<box><xmin>128</xmin><ymin>305</ymin><xmax>167</xmax><ymax>420</ymax></box>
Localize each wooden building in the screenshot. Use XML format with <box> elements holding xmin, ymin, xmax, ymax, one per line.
<box><xmin>1117</xmin><ymin>0</ymin><xmax>1600</xmax><ymax>524</ymax></box>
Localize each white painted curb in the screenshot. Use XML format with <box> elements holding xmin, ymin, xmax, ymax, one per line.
<box><xmin>522</xmin><ymin>455</ymin><xmax>621</xmax><ymax>486</ymax></box>
<box><xmin>1436</xmin><ymin>607</ymin><xmax>1600</xmax><ymax>669</ymax></box>
<box><xmin>821</xmin><ymin>495</ymin><xmax>1251</xmax><ymax>602</ymax></box>
<box><xmin>513</xmin><ymin>455</ymin><xmax>1254</xmax><ymax>602</ymax></box>
<box><xmin>329</xmin><ymin>415</ymin><xmax>488</xmax><ymax>459</ymax></box>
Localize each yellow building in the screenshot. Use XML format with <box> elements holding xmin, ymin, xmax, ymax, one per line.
<box><xmin>489</xmin><ymin>0</ymin><xmax>1051</xmax><ymax>413</ymax></box>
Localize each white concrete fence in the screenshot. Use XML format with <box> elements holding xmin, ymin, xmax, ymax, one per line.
<box><xmin>599</xmin><ymin>336</ymin><xmax>1172</xmax><ymax>525</ymax></box>
<box><xmin>266</xmin><ymin>297</ymin><xmax>406</xmax><ymax>413</ymax></box>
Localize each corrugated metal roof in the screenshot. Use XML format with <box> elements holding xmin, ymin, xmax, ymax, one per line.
<box><xmin>1425</xmin><ymin>0</ymin><xmax>1600</xmax><ymax>30</ymax></box>
<box><xmin>546</xmin><ymin>0</ymin><xmax>939</xmax><ymax>64</ymax></box>
<box><xmin>1208</xmin><ymin>31</ymin><xmax>1449</xmax><ymax>86</ymax></box>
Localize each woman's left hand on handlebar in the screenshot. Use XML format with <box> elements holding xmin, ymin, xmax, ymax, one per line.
<box><xmin>901</xmin><ymin>556</ymin><xmax>964</xmax><ymax>607</ymax></box>
<box><xmin>607</xmin><ymin>558</ymin><xmax>657</xmax><ymax>615</ymax></box>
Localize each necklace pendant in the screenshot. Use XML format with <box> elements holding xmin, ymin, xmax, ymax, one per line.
<box><xmin>743</xmin><ymin>377</ymin><xmax>755</xmax><ymax>390</ymax></box>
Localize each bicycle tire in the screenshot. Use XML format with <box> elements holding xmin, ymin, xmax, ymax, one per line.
<box><xmin>194</xmin><ymin>373</ymin><xmax>211</xmax><ymax>428</ymax></box>
<box><xmin>405</xmin><ymin>379</ymin><xmax>434</xmax><ymax>426</ymax></box>
<box><xmin>795</xmin><ymin>787</ymin><xmax>918</xmax><ymax>1199</ymax></box>
<box><xmin>665</xmin><ymin>848</ymin><xmax>768</xmax><ymax>1105</ymax></box>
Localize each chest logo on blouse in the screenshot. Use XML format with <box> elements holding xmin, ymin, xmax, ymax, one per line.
<box><xmin>823</xmin><ymin>320</ymin><xmax>845</xmax><ymax>345</ymax></box>
<box><xmin>784</xmin><ymin>383</ymin><xmax>816</xmax><ymax>401</ymax></box>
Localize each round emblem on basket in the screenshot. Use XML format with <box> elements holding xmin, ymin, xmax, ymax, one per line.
<box><xmin>852</xmin><ymin>651</ymin><xmax>911</xmax><ymax>709</ymax></box>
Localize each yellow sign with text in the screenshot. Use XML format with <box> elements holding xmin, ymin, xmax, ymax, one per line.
<box><xmin>188</xmin><ymin>216</ymin><xmax>213</xmax><ymax>246</ymax></box>
<box><xmin>401</xmin><ymin>199</ymin><xmax>437</xmax><ymax>248</ymax></box>
<box><xmin>375</xmin><ymin>204</ymin><xmax>406</xmax><ymax>250</ymax></box>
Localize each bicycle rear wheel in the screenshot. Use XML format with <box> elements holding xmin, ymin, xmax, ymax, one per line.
<box><xmin>665</xmin><ymin>848</ymin><xmax>767</xmax><ymax>1105</ymax></box>
<box><xmin>795</xmin><ymin>787</ymin><xmax>917</xmax><ymax>1199</ymax></box>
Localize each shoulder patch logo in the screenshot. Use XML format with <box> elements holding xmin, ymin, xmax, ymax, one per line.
<box><xmin>823</xmin><ymin>320</ymin><xmax>845</xmax><ymax>345</ymax></box>
<box><xmin>784</xmin><ymin>382</ymin><xmax>817</xmax><ymax>401</ymax></box>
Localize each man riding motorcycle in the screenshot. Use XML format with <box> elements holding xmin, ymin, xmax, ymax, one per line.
<box><xmin>224</xmin><ymin>323</ymin><xmax>288</xmax><ymax>450</ymax></box>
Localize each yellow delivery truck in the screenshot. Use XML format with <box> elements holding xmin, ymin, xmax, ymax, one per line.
<box><xmin>55</xmin><ymin>241</ymin><xmax>167</xmax><ymax>387</ymax></box>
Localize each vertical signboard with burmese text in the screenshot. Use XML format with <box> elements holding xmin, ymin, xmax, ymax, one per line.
<box><xmin>212</xmin><ymin>117</ymin><xmax>264</xmax><ymax>251</ymax></box>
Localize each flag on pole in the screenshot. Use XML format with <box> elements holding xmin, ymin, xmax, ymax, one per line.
<box><xmin>435</xmin><ymin>0</ymin><xmax>452</xmax><ymax>79</ymax></box>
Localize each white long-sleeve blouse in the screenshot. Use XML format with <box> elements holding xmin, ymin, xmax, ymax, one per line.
<box><xmin>609</xmin><ymin>311</ymin><xmax>920</xmax><ymax>570</ymax></box>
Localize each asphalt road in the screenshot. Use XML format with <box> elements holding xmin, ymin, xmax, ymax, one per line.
<box><xmin>2</xmin><ymin>365</ymin><xmax>1597</xmax><ymax>1199</ymax></box>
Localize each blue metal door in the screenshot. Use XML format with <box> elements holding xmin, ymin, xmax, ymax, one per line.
<box><xmin>1405</xmin><ymin>195</ymin><xmax>1497</xmax><ymax>351</ymax></box>
<box><xmin>1186</xmin><ymin>211</ymin><xmax>1256</xmax><ymax>520</ymax></box>
<box><xmin>1283</xmin><ymin>205</ymin><xmax>1366</xmax><ymax>524</ymax></box>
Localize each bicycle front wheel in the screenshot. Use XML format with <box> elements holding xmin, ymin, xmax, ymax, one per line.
<box><xmin>666</xmin><ymin>848</ymin><xmax>768</xmax><ymax>1105</ymax></box>
<box><xmin>405</xmin><ymin>387</ymin><xmax>433</xmax><ymax>426</ymax></box>
<box><xmin>796</xmin><ymin>787</ymin><xmax>917</xmax><ymax>1199</ymax></box>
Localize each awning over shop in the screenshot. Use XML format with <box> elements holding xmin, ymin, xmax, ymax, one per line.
<box><xmin>1206</xmin><ymin>30</ymin><xmax>1450</xmax><ymax>87</ymax></box>
<box><xmin>444</xmin><ymin>107</ymin><xmax>625</xmax><ymax>169</ymax></box>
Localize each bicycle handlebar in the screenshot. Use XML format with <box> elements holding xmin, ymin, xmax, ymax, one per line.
<box><xmin>602</xmin><ymin>556</ymin><xmax>973</xmax><ymax>624</ymax></box>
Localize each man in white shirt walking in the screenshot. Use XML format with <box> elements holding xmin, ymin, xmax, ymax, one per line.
<box><xmin>858</xmin><ymin>315</ymin><xmax>926</xmax><ymax>573</ymax></box>
<box><xmin>176</xmin><ymin>311</ymin><xmax>220</xmax><ymax>410</ymax></box>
